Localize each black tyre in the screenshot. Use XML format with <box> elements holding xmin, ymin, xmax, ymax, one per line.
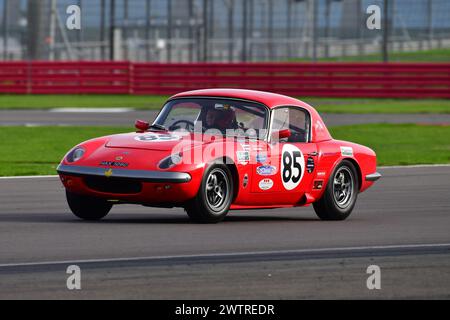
<box><xmin>184</xmin><ymin>163</ymin><xmax>233</xmax><ymax>223</ymax></box>
<box><xmin>313</xmin><ymin>160</ymin><xmax>359</xmax><ymax>221</ymax></box>
<box><xmin>66</xmin><ymin>191</ymin><xmax>112</xmax><ymax>221</ymax></box>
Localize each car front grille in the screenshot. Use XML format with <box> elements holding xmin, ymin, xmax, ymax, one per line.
<box><xmin>84</xmin><ymin>176</ymin><xmax>142</xmax><ymax>194</ymax></box>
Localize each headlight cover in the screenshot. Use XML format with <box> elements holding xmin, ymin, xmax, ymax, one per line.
<box><xmin>158</xmin><ymin>153</ymin><xmax>183</xmax><ymax>169</ymax></box>
<box><xmin>66</xmin><ymin>147</ymin><xmax>85</xmax><ymax>163</ymax></box>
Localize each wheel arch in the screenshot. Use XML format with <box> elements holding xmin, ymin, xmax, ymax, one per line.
<box><xmin>342</xmin><ymin>157</ymin><xmax>362</xmax><ymax>191</ymax></box>
<box><xmin>222</xmin><ymin>156</ymin><xmax>239</xmax><ymax>202</ymax></box>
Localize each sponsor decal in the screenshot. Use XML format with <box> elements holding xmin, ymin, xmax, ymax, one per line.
<box><xmin>104</xmin><ymin>168</ymin><xmax>113</xmax><ymax>178</ymax></box>
<box><xmin>340</xmin><ymin>146</ymin><xmax>354</xmax><ymax>157</ymax></box>
<box><xmin>236</xmin><ymin>151</ymin><xmax>250</xmax><ymax>164</ymax></box>
<box><xmin>259</xmin><ymin>178</ymin><xmax>274</xmax><ymax>191</ymax></box>
<box><xmin>100</xmin><ymin>161</ymin><xmax>129</xmax><ymax>167</ymax></box>
<box><xmin>135</xmin><ymin>133</ymin><xmax>181</xmax><ymax>142</ymax></box>
<box><xmin>115</xmin><ymin>156</ymin><xmax>124</xmax><ymax>161</ymax></box>
<box><xmin>317</xmin><ymin>171</ymin><xmax>326</xmax><ymax>177</ymax></box>
<box><xmin>315</xmin><ymin>120</ymin><xmax>325</xmax><ymax>131</ymax></box>
<box><xmin>256</xmin><ymin>165</ymin><xmax>277</xmax><ymax>176</ymax></box>
<box><xmin>243</xmin><ymin>174</ymin><xmax>249</xmax><ymax>188</ymax></box>
<box><xmin>281</xmin><ymin>144</ymin><xmax>305</xmax><ymax>191</ymax></box>
<box><xmin>256</xmin><ymin>152</ymin><xmax>268</xmax><ymax>163</ymax></box>
<box><xmin>240</xmin><ymin>144</ymin><xmax>251</xmax><ymax>151</ymax></box>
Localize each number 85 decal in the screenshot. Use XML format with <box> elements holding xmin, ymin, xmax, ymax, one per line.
<box><xmin>281</xmin><ymin>144</ymin><xmax>305</xmax><ymax>190</ymax></box>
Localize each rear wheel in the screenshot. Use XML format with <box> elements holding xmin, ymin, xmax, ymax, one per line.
<box><xmin>66</xmin><ymin>191</ymin><xmax>112</xmax><ymax>221</ymax></box>
<box><xmin>184</xmin><ymin>163</ymin><xmax>233</xmax><ymax>223</ymax></box>
<box><xmin>313</xmin><ymin>160</ymin><xmax>359</xmax><ymax>221</ymax></box>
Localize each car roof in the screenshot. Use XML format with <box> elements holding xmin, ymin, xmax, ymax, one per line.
<box><xmin>169</xmin><ymin>88</ymin><xmax>332</xmax><ymax>142</ymax></box>
<box><xmin>170</xmin><ymin>88</ymin><xmax>315</xmax><ymax>111</ymax></box>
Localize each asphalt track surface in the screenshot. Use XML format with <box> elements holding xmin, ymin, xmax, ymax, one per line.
<box><xmin>1</xmin><ymin>110</ymin><xmax>450</xmax><ymax>126</ymax></box>
<box><xmin>0</xmin><ymin>166</ymin><xmax>449</xmax><ymax>299</ymax></box>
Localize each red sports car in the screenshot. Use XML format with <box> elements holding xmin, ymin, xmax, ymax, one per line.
<box><xmin>57</xmin><ymin>89</ymin><xmax>380</xmax><ymax>223</ymax></box>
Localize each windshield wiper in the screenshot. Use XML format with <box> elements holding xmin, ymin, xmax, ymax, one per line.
<box><xmin>149</xmin><ymin>124</ymin><xmax>167</xmax><ymax>131</ymax></box>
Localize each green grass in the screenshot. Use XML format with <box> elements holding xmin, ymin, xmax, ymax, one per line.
<box><xmin>0</xmin><ymin>126</ymin><xmax>129</xmax><ymax>176</ymax></box>
<box><xmin>290</xmin><ymin>48</ymin><xmax>450</xmax><ymax>62</ymax></box>
<box><xmin>309</xmin><ymin>98</ymin><xmax>450</xmax><ymax>114</ymax></box>
<box><xmin>0</xmin><ymin>95</ymin><xmax>168</xmax><ymax>110</ymax></box>
<box><xmin>329</xmin><ymin>124</ymin><xmax>450</xmax><ymax>166</ymax></box>
<box><xmin>1</xmin><ymin>124</ymin><xmax>449</xmax><ymax>176</ymax></box>
<box><xmin>0</xmin><ymin>94</ymin><xmax>450</xmax><ymax>114</ymax></box>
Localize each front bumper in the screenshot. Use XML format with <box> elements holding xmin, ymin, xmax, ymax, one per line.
<box><xmin>57</xmin><ymin>164</ymin><xmax>191</xmax><ymax>183</ymax></box>
<box><xmin>365</xmin><ymin>172</ymin><xmax>381</xmax><ymax>182</ymax></box>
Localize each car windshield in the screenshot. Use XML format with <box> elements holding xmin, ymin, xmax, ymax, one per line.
<box><xmin>153</xmin><ymin>98</ymin><xmax>268</xmax><ymax>139</ymax></box>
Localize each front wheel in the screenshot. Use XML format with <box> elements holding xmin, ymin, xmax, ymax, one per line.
<box><xmin>66</xmin><ymin>191</ymin><xmax>112</xmax><ymax>221</ymax></box>
<box><xmin>184</xmin><ymin>164</ymin><xmax>233</xmax><ymax>223</ymax></box>
<box><xmin>313</xmin><ymin>160</ymin><xmax>359</xmax><ymax>221</ymax></box>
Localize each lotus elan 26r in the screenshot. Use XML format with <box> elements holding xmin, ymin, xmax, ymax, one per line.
<box><xmin>57</xmin><ymin>89</ymin><xmax>380</xmax><ymax>223</ymax></box>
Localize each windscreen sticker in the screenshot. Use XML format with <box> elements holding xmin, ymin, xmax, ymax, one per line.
<box><xmin>256</xmin><ymin>152</ymin><xmax>268</xmax><ymax>163</ymax></box>
<box><xmin>135</xmin><ymin>133</ymin><xmax>181</xmax><ymax>142</ymax></box>
<box><xmin>237</xmin><ymin>151</ymin><xmax>250</xmax><ymax>164</ymax></box>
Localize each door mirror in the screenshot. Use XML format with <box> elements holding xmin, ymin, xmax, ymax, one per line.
<box><xmin>271</xmin><ymin>129</ymin><xmax>291</xmax><ymax>142</ymax></box>
<box><xmin>135</xmin><ymin>119</ymin><xmax>149</xmax><ymax>133</ymax></box>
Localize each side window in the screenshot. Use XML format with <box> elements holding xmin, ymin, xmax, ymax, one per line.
<box><xmin>235</xmin><ymin>106</ymin><xmax>265</xmax><ymax>130</ymax></box>
<box><xmin>271</xmin><ymin>107</ymin><xmax>310</xmax><ymax>143</ymax></box>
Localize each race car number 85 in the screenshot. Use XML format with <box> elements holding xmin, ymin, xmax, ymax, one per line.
<box><xmin>281</xmin><ymin>144</ymin><xmax>305</xmax><ymax>190</ymax></box>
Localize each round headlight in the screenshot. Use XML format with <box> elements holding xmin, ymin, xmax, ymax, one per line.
<box><xmin>170</xmin><ymin>153</ymin><xmax>182</xmax><ymax>165</ymax></box>
<box><xmin>67</xmin><ymin>147</ymin><xmax>85</xmax><ymax>163</ymax></box>
<box><xmin>159</xmin><ymin>153</ymin><xmax>183</xmax><ymax>169</ymax></box>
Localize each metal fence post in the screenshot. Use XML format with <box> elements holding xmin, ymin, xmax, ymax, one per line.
<box><xmin>145</xmin><ymin>0</ymin><xmax>151</xmax><ymax>61</ymax></box>
<box><xmin>312</xmin><ymin>0</ymin><xmax>317</xmax><ymax>62</ymax></box>
<box><xmin>382</xmin><ymin>0</ymin><xmax>389</xmax><ymax>62</ymax></box>
<box><xmin>227</xmin><ymin>0</ymin><xmax>234</xmax><ymax>62</ymax></box>
<box><xmin>110</xmin><ymin>0</ymin><xmax>116</xmax><ymax>60</ymax></box>
<box><xmin>2</xmin><ymin>0</ymin><xmax>9</xmax><ymax>60</ymax></box>
<box><xmin>100</xmin><ymin>0</ymin><xmax>106</xmax><ymax>60</ymax></box>
<box><xmin>242</xmin><ymin>0</ymin><xmax>248</xmax><ymax>62</ymax></box>
<box><xmin>167</xmin><ymin>0</ymin><xmax>172</xmax><ymax>62</ymax></box>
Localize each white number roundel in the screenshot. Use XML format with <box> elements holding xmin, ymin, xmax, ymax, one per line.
<box><xmin>281</xmin><ymin>144</ymin><xmax>305</xmax><ymax>190</ymax></box>
<box><xmin>134</xmin><ymin>133</ymin><xmax>180</xmax><ymax>142</ymax></box>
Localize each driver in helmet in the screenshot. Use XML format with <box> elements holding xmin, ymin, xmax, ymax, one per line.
<box><xmin>203</xmin><ymin>104</ymin><xmax>237</xmax><ymax>133</ymax></box>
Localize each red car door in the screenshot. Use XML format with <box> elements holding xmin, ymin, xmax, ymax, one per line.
<box><xmin>250</xmin><ymin>107</ymin><xmax>317</xmax><ymax>206</ymax></box>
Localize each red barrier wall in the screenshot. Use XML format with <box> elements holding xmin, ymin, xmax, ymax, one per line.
<box><xmin>1</xmin><ymin>61</ymin><xmax>449</xmax><ymax>98</ymax></box>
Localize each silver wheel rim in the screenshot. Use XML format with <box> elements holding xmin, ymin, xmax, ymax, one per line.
<box><xmin>333</xmin><ymin>166</ymin><xmax>354</xmax><ymax>209</ymax></box>
<box><xmin>205</xmin><ymin>168</ymin><xmax>229</xmax><ymax>213</ymax></box>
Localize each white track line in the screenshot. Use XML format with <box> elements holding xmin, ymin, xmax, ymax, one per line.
<box><xmin>0</xmin><ymin>175</ymin><xmax>58</xmax><ymax>180</ymax></box>
<box><xmin>0</xmin><ymin>243</ymin><xmax>449</xmax><ymax>268</ymax></box>
<box><xmin>0</xmin><ymin>164</ymin><xmax>449</xmax><ymax>180</ymax></box>
<box><xmin>50</xmin><ymin>108</ymin><xmax>133</xmax><ymax>113</ymax></box>
<box><xmin>380</xmin><ymin>164</ymin><xmax>450</xmax><ymax>169</ymax></box>
<box><xmin>24</xmin><ymin>123</ymin><xmax>72</xmax><ymax>127</ymax></box>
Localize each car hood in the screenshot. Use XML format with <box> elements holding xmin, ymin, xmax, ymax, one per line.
<box><xmin>105</xmin><ymin>131</ymin><xmax>206</xmax><ymax>151</ymax></box>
